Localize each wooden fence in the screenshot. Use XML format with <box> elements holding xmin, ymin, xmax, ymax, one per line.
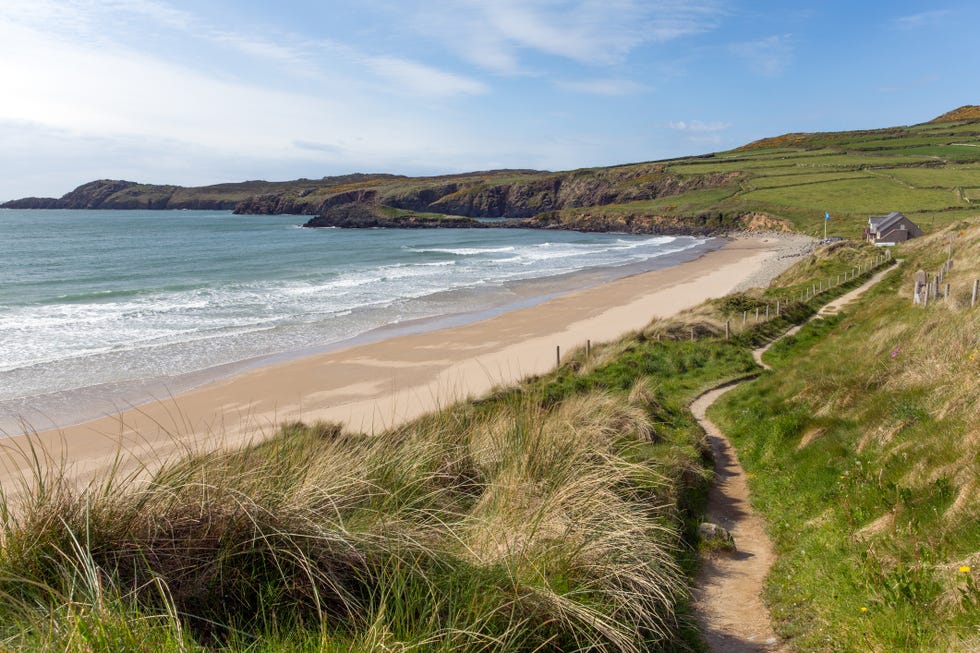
<box><xmin>912</xmin><ymin>243</ymin><xmax>979</xmax><ymax>308</ymax></box>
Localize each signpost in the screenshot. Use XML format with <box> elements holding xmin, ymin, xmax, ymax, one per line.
<box><xmin>824</xmin><ymin>211</ymin><xmax>830</xmax><ymax>241</ymax></box>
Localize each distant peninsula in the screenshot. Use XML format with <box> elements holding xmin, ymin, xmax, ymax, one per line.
<box><xmin>4</xmin><ymin>105</ymin><xmax>979</xmax><ymax>238</ymax></box>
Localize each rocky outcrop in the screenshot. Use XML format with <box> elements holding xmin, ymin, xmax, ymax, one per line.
<box><xmin>1</xmin><ymin>180</ymin><xmax>140</xmax><ymax>209</ymax></box>
<box><xmin>368</xmin><ymin>168</ymin><xmax>738</xmax><ymax>221</ymax></box>
<box><xmin>302</xmin><ymin>202</ymin><xmax>489</xmax><ymax>229</ymax></box>
<box><xmin>1</xmin><ymin>179</ymin><xmax>242</xmax><ymax>210</ymax></box>
<box><xmin>60</xmin><ymin>180</ymin><xmax>141</xmax><ymax>208</ymax></box>
<box><xmin>235</xmin><ymin>165</ymin><xmax>739</xmax><ymax>221</ymax></box>
<box><xmin>523</xmin><ymin>210</ymin><xmax>746</xmax><ymax>236</ymax></box>
<box><xmin>1</xmin><ymin>196</ymin><xmax>66</xmax><ymax>209</ymax></box>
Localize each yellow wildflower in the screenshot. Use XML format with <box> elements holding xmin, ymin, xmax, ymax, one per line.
<box><xmin>959</xmin><ymin>565</ymin><xmax>971</xmax><ymax>574</ymax></box>
<box><xmin>860</xmin><ymin>607</ymin><xmax>868</xmax><ymax>613</ymax></box>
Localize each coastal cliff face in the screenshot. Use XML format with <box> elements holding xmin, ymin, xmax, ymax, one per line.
<box><xmin>1</xmin><ymin>174</ymin><xmax>400</xmax><ymax>212</ymax></box>
<box><xmin>0</xmin><ymin>179</ymin><xmax>240</xmax><ymax>210</ymax></box>
<box><xmin>303</xmin><ymin>202</ymin><xmax>490</xmax><ymax>229</ymax></box>
<box><xmin>238</xmin><ymin>165</ymin><xmax>738</xmax><ymax>222</ymax></box>
<box><xmin>524</xmin><ymin>210</ymin><xmax>745</xmax><ymax>235</ymax></box>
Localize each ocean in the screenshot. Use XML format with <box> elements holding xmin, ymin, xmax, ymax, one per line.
<box><xmin>0</xmin><ymin>209</ymin><xmax>718</xmax><ymax>434</ymax></box>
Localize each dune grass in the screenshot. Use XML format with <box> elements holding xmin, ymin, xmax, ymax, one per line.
<box><xmin>0</xmin><ymin>335</ymin><xmax>758</xmax><ymax>651</ymax></box>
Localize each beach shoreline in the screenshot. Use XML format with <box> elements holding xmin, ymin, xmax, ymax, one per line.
<box><xmin>0</xmin><ymin>228</ymin><xmax>723</xmax><ymax>438</ymax></box>
<box><xmin>0</xmin><ymin>232</ymin><xmax>813</xmax><ymax>492</ymax></box>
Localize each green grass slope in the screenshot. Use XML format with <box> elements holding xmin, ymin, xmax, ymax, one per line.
<box><xmin>711</xmin><ymin>222</ymin><xmax>980</xmax><ymax>651</ymax></box>
<box><xmin>554</xmin><ymin>113</ymin><xmax>980</xmax><ymax>238</ymax></box>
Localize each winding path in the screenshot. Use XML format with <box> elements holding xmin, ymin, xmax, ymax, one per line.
<box><xmin>690</xmin><ymin>263</ymin><xmax>898</xmax><ymax>652</ymax></box>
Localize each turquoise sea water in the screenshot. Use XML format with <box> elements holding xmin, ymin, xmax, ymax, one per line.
<box><xmin>0</xmin><ymin>209</ymin><xmax>716</xmax><ymax>433</ymax></box>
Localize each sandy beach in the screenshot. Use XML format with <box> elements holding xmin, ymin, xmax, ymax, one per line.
<box><xmin>0</xmin><ymin>234</ymin><xmax>812</xmax><ymax>491</ymax></box>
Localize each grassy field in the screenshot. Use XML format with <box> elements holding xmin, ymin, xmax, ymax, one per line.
<box><xmin>545</xmin><ymin>112</ymin><xmax>980</xmax><ymax>238</ymax></box>
<box><xmin>710</xmin><ymin>222</ymin><xmax>980</xmax><ymax>651</ymax></box>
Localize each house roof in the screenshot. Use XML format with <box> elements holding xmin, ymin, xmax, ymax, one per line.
<box><xmin>870</xmin><ymin>211</ymin><xmax>909</xmax><ymax>233</ymax></box>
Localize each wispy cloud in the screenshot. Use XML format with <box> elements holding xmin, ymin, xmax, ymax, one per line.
<box><xmin>393</xmin><ymin>0</ymin><xmax>724</xmax><ymax>74</ymax></box>
<box><xmin>890</xmin><ymin>10</ymin><xmax>951</xmax><ymax>30</ymax></box>
<box><xmin>556</xmin><ymin>78</ymin><xmax>648</xmax><ymax>96</ymax></box>
<box><xmin>668</xmin><ymin>120</ymin><xmax>731</xmax><ymax>132</ymax></box>
<box><xmin>730</xmin><ymin>34</ymin><xmax>793</xmax><ymax>77</ymax></box>
<box><xmin>360</xmin><ymin>57</ymin><xmax>489</xmax><ymax>97</ymax></box>
<box><xmin>877</xmin><ymin>74</ymin><xmax>941</xmax><ymax>93</ymax></box>
<box><xmin>667</xmin><ymin>119</ymin><xmax>731</xmax><ymax>146</ymax></box>
<box><xmin>2</xmin><ymin>0</ymin><xmax>487</xmax><ymax>99</ymax></box>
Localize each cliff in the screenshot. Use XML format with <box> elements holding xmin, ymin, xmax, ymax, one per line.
<box><xmin>1</xmin><ymin>174</ymin><xmax>401</xmax><ymax>211</ymax></box>
<box><xmin>235</xmin><ymin>166</ymin><xmax>737</xmax><ymax>221</ymax></box>
<box><xmin>302</xmin><ymin>202</ymin><xmax>491</xmax><ymax>229</ymax></box>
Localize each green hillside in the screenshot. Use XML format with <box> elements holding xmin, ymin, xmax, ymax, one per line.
<box><xmin>550</xmin><ymin>112</ymin><xmax>980</xmax><ymax>238</ymax></box>
<box><xmin>712</xmin><ymin>222</ymin><xmax>980</xmax><ymax>650</ymax></box>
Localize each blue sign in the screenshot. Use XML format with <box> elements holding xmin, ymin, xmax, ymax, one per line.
<box><xmin>825</xmin><ymin>211</ymin><xmax>830</xmax><ymax>221</ymax></box>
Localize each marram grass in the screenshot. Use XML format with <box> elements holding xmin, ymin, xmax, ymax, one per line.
<box><xmin>0</xmin><ymin>383</ymin><xmax>708</xmax><ymax>652</ymax></box>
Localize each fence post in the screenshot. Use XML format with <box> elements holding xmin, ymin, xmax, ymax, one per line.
<box><xmin>776</xmin><ymin>300</ymin><xmax>780</xmax><ymax>316</ymax></box>
<box><xmin>945</xmin><ymin>283</ymin><xmax>951</xmax><ymax>304</ymax></box>
<box><xmin>743</xmin><ymin>310</ymin><xmax>747</xmax><ymax>326</ymax></box>
<box><xmin>765</xmin><ymin>304</ymin><xmax>770</xmax><ymax>319</ymax></box>
<box><xmin>556</xmin><ymin>345</ymin><xmax>560</xmax><ymax>367</ymax></box>
<box><xmin>972</xmin><ymin>279</ymin><xmax>979</xmax><ymax>307</ymax></box>
<box><xmin>587</xmin><ymin>339</ymin><xmax>591</xmax><ymax>358</ymax></box>
<box><xmin>755</xmin><ymin>307</ymin><xmax>760</xmax><ymax>322</ymax></box>
<box><xmin>726</xmin><ymin>320</ymin><xmax>730</xmax><ymax>340</ymax></box>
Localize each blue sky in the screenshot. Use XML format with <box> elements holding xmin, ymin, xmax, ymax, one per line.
<box><xmin>1</xmin><ymin>1</ymin><xmax>978</xmax><ymax>199</ymax></box>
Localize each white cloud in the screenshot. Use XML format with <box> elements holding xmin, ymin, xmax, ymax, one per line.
<box><xmin>2</xmin><ymin>0</ymin><xmax>487</xmax><ymax>99</ymax></box>
<box><xmin>667</xmin><ymin>120</ymin><xmax>731</xmax><ymax>146</ymax></box>
<box><xmin>668</xmin><ymin>120</ymin><xmax>731</xmax><ymax>132</ymax></box>
<box><xmin>890</xmin><ymin>10</ymin><xmax>951</xmax><ymax>30</ymax></box>
<box><xmin>556</xmin><ymin>78</ymin><xmax>648</xmax><ymax>96</ymax></box>
<box><xmin>0</xmin><ymin>17</ymin><xmax>462</xmax><ymax>168</ymax></box>
<box><xmin>730</xmin><ymin>34</ymin><xmax>793</xmax><ymax>77</ymax></box>
<box><xmin>361</xmin><ymin>57</ymin><xmax>489</xmax><ymax>97</ymax></box>
<box><xmin>392</xmin><ymin>0</ymin><xmax>724</xmax><ymax>74</ymax></box>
